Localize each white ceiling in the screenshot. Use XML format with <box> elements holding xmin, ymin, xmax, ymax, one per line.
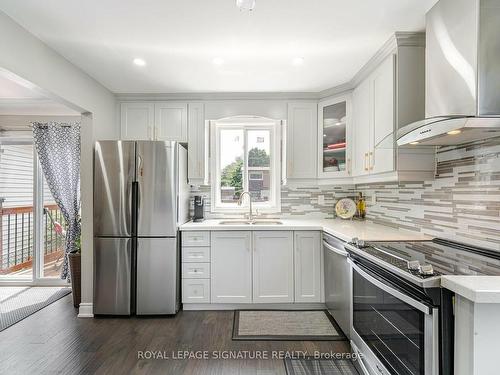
<box><xmin>0</xmin><ymin>75</ymin><xmax>79</xmax><ymax>115</ymax></box>
<box><xmin>0</xmin><ymin>0</ymin><xmax>438</xmax><ymax>93</ymax></box>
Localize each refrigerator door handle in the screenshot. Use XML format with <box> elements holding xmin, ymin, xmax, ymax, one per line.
<box><xmin>136</xmin><ymin>181</ymin><xmax>141</xmax><ymax>234</ymax></box>
<box><xmin>137</xmin><ymin>154</ymin><xmax>143</xmax><ymax>178</ymax></box>
<box><xmin>131</xmin><ymin>181</ymin><xmax>138</xmax><ymax>236</ymax></box>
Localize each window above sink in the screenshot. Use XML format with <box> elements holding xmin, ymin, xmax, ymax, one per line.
<box><xmin>210</xmin><ymin>116</ymin><xmax>282</xmax><ymax>213</ymax></box>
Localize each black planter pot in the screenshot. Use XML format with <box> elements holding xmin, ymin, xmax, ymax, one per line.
<box><xmin>68</xmin><ymin>252</ymin><xmax>81</xmax><ymax>308</ymax></box>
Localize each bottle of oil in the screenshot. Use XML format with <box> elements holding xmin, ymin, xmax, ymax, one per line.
<box><xmin>356</xmin><ymin>192</ymin><xmax>366</xmax><ymax>219</ymax></box>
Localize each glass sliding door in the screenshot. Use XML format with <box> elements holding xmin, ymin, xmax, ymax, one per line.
<box><xmin>40</xmin><ymin>174</ymin><xmax>65</xmax><ymax>278</ymax></box>
<box><xmin>0</xmin><ymin>142</ymin><xmax>35</xmax><ymax>280</ymax></box>
<box><xmin>0</xmin><ymin>139</ymin><xmax>66</xmax><ymax>285</ymax></box>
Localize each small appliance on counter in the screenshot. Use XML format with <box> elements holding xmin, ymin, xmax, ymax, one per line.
<box><xmin>193</xmin><ymin>195</ymin><xmax>205</xmax><ymax>222</ymax></box>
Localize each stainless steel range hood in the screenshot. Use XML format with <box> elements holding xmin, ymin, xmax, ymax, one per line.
<box><xmin>397</xmin><ymin>0</ymin><xmax>500</xmax><ymax>146</ymax></box>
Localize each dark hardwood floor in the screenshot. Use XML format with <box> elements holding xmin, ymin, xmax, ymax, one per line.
<box><xmin>0</xmin><ymin>296</ymin><xmax>350</xmax><ymax>375</ymax></box>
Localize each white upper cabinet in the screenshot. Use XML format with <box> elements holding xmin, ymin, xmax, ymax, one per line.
<box><xmin>120</xmin><ymin>103</ymin><xmax>155</xmax><ymax>140</ymax></box>
<box><xmin>351</xmin><ymin>37</ymin><xmax>435</xmax><ymax>183</ymax></box>
<box><xmin>252</xmin><ymin>231</ymin><xmax>294</xmax><ymax>303</ymax></box>
<box><xmin>210</xmin><ymin>231</ymin><xmax>252</xmax><ymax>303</ymax></box>
<box><xmin>317</xmin><ymin>95</ymin><xmax>352</xmax><ymax>180</ymax></box>
<box><xmin>286</xmin><ymin>102</ymin><xmax>317</xmax><ymax>180</ymax></box>
<box><xmin>353</xmin><ymin>55</ymin><xmax>396</xmax><ymax>178</ymax></box>
<box><xmin>187</xmin><ymin>102</ymin><xmax>205</xmax><ymax>183</ymax></box>
<box><xmin>371</xmin><ymin>55</ymin><xmax>395</xmax><ymax>175</ymax></box>
<box><xmin>120</xmin><ymin>102</ymin><xmax>187</xmax><ymax>142</ymax></box>
<box><xmin>155</xmin><ymin>102</ymin><xmax>188</xmax><ymax>142</ymax></box>
<box><xmin>352</xmin><ymin>79</ymin><xmax>371</xmax><ymax>177</ymax></box>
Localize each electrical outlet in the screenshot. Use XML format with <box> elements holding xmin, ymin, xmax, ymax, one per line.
<box><xmin>318</xmin><ymin>195</ymin><xmax>325</xmax><ymax>205</ymax></box>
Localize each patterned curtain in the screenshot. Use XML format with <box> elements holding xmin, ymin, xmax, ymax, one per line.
<box><xmin>32</xmin><ymin>122</ymin><xmax>81</xmax><ymax>280</ymax></box>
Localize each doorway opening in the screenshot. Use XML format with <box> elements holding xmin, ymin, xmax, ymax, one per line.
<box><xmin>0</xmin><ymin>72</ymin><xmax>81</xmax><ymax>286</ymax></box>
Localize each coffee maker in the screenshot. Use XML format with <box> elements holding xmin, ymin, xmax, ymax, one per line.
<box><xmin>193</xmin><ymin>195</ymin><xmax>205</xmax><ymax>222</ymax></box>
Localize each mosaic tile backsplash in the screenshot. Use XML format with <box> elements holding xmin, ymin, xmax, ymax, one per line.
<box><xmin>358</xmin><ymin>138</ymin><xmax>500</xmax><ymax>251</ymax></box>
<box><xmin>190</xmin><ymin>137</ymin><xmax>500</xmax><ymax>251</ymax></box>
<box><xmin>189</xmin><ymin>184</ymin><xmax>354</xmax><ymax>220</ymax></box>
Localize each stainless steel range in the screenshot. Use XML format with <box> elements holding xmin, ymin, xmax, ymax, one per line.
<box><xmin>346</xmin><ymin>238</ymin><xmax>500</xmax><ymax>375</ymax></box>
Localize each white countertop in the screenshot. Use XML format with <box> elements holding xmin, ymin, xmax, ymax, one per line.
<box><xmin>181</xmin><ymin>218</ymin><xmax>500</xmax><ymax>303</ymax></box>
<box><xmin>180</xmin><ymin>218</ymin><xmax>431</xmax><ymax>242</ymax></box>
<box><xmin>441</xmin><ymin>276</ymin><xmax>500</xmax><ymax>303</ymax></box>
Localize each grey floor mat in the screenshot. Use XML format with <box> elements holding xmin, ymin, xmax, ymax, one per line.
<box><xmin>0</xmin><ymin>287</ymin><xmax>71</xmax><ymax>331</ymax></box>
<box><xmin>233</xmin><ymin>310</ymin><xmax>346</xmax><ymax>341</ymax></box>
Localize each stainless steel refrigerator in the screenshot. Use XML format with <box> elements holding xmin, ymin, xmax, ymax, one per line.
<box><xmin>93</xmin><ymin>141</ymin><xmax>189</xmax><ymax>315</ymax></box>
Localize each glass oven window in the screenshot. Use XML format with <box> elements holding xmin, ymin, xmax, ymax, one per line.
<box><xmin>353</xmin><ymin>267</ymin><xmax>425</xmax><ymax>375</ymax></box>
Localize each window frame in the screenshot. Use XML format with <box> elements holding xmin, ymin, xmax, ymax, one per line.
<box><xmin>210</xmin><ymin>117</ymin><xmax>281</xmax><ymax>213</ymax></box>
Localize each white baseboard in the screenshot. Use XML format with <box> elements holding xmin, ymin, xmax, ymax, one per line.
<box><xmin>182</xmin><ymin>303</ymin><xmax>326</xmax><ymax>311</ymax></box>
<box><xmin>78</xmin><ymin>302</ymin><xmax>94</xmax><ymax>318</ymax></box>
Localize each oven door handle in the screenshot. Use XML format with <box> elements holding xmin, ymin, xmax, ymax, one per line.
<box><xmin>349</xmin><ymin>259</ymin><xmax>431</xmax><ymax>314</ymax></box>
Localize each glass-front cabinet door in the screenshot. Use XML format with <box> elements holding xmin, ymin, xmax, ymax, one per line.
<box><xmin>318</xmin><ymin>95</ymin><xmax>352</xmax><ymax>179</ymax></box>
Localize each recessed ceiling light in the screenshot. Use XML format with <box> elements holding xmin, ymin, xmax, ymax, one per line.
<box><xmin>447</xmin><ymin>129</ymin><xmax>462</xmax><ymax>135</ymax></box>
<box><xmin>133</xmin><ymin>58</ymin><xmax>146</xmax><ymax>66</ymax></box>
<box><xmin>236</xmin><ymin>0</ymin><xmax>256</xmax><ymax>11</ymax></box>
<box><xmin>409</xmin><ymin>141</ymin><xmax>420</xmax><ymax>145</ymax></box>
<box><xmin>212</xmin><ymin>57</ymin><xmax>225</xmax><ymax>65</ymax></box>
<box><xmin>292</xmin><ymin>57</ymin><xmax>304</xmax><ymax>66</ymax></box>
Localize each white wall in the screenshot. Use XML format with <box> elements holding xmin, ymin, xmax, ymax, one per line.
<box><xmin>0</xmin><ymin>10</ymin><xmax>118</xmax><ymax>316</ymax></box>
<box><xmin>204</xmin><ymin>100</ymin><xmax>288</xmax><ymax>120</ymax></box>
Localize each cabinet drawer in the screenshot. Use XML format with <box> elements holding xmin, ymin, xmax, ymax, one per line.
<box><xmin>182</xmin><ymin>247</ymin><xmax>210</xmax><ymax>262</ymax></box>
<box><xmin>182</xmin><ymin>262</ymin><xmax>210</xmax><ymax>279</ymax></box>
<box><xmin>182</xmin><ymin>279</ymin><xmax>210</xmax><ymax>303</ymax></box>
<box><xmin>182</xmin><ymin>231</ymin><xmax>210</xmax><ymax>247</ymax></box>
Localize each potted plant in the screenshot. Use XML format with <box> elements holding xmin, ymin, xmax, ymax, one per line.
<box><xmin>68</xmin><ymin>234</ymin><xmax>81</xmax><ymax>308</ymax></box>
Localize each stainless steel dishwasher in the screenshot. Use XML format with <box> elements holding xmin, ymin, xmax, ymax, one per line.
<box><xmin>324</xmin><ymin>232</ymin><xmax>351</xmax><ymax>338</ymax></box>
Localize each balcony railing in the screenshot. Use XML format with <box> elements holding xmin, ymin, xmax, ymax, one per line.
<box><xmin>0</xmin><ymin>204</ymin><xmax>65</xmax><ymax>275</ymax></box>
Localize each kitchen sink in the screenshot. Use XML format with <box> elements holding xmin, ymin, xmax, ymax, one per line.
<box><xmin>219</xmin><ymin>220</ymin><xmax>251</xmax><ymax>225</ymax></box>
<box><xmin>218</xmin><ymin>220</ymin><xmax>283</xmax><ymax>225</ymax></box>
<box><xmin>251</xmin><ymin>220</ymin><xmax>283</xmax><ymax>225</ymax></box>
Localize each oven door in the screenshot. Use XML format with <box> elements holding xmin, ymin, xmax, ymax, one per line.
<box><xmin>350</xmin><ymin>259</ymin><xmax>439</xmax><ymax>375</ymax></box>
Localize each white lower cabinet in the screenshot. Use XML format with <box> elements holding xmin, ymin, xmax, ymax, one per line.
<box><xmin>181</xmin><ymin>230</ymin><xmax>322</xmax><ymax>306</ymax></box>
<box><xmin>211</xmin><ymin>231</ymin><xmax>252</xmax><ymax>303</ymax></box>
<box><xmin>253</xmin><ymin>231</ymin><xmax>294</xmax><ymax>303</ymax></box>
<box><xmin>181</xmin><ymin>231</ymin><xmax>210</xmax><ymax>304</ymax></box>
<box><xmin>182</xmin><ymin>279</ymin><xmax>210</xmax><ymax>303</ymax></box>
<box><xmin>294</xmin><ymin>231</ymin><xmax>322</xmax><ymax>302</ymax></box>
<box><xmin>181</xmin><ymin>262</ymin><xmax>210</xmax><ymax>279</ymax></box>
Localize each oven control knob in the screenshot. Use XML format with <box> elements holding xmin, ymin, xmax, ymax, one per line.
<box><xmin>420</xmin><ymin>264</ymin><xmax>434</xmax><ymax>276</ymax></box>
<box><xmin>352</xmin><ymin>237</ymin><xmax>365</xmax><ymax>247</ymax></box>
<box><xmin>408</xmin><ymin>260</ymin><xmax>421</xmax><ymax>271</ymax></box>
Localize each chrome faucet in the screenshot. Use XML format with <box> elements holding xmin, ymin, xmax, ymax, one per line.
<box><xmin>237</xmin><ymin>191</ymin><xmax>253</xmax><ymax>221</ymax></box>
